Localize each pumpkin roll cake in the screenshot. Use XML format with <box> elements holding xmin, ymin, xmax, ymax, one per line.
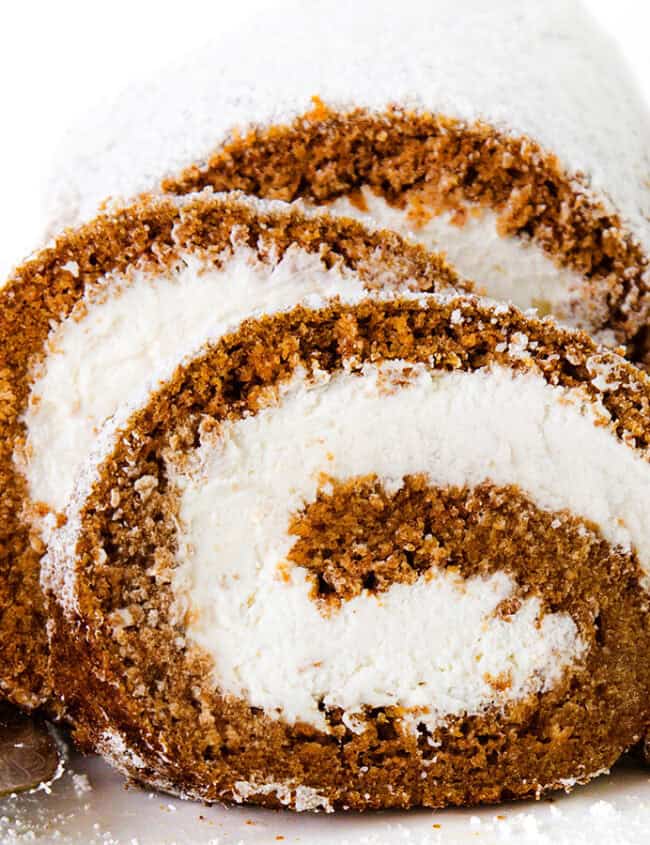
<box><xmin>0</xmin><ymin>192</ymin><xmax>465</xmax><ymax>710</ymax></box>
<box><xmin>44</xmin><ymin>276</ymin><xmax>650</xmax><ymax>807</ymax></box>
<box><xmin>47</xmin><ymin>0</ymin><xmax>650</xmax><ymax>359</ymax></box>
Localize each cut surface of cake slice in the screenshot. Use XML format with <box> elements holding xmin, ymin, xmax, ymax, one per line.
<box><xmin>0</xmin><ymin>193</ymin><xmax>466</xmax><ymax>710</ymax></box>
<box><xmin>44</xmin><ymin>277</ymin><xmax>650</xmax><ymax>808</ymax></box>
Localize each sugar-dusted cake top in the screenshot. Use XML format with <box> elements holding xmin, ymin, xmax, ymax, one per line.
<box><xmin>46</xmin><ymin>0</ymin><xmax>650</xmax><ymax>249</ymax></box>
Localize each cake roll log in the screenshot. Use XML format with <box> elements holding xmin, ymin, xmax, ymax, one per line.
<box><xmin>0</xmin><ymin>193</ymin><xmax>465</xmax><ymax>709</ymax></box>
<box><xmin>46</xmin><ymin>0</ymin><xmax>650</xmax><ymax>360</ymax></box>
<box><xmin>44</xmin><ymin>264</ymin><xmax>650</xmax><ymax>806</ymax></box>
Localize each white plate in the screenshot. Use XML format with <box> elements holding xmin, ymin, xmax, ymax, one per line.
<box><xmin>2</xmin><ymin>752</ymin><xmax>650</xmax><ymax>844</ymax></box>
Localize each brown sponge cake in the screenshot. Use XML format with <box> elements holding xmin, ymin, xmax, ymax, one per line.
<box><xmin>0</xmin><ymin>193</ymin><xmax>466</xmax><ymax>710</ymax></box>
<box><xmin>39</xmin><ymin>200</ymin><xmax>650</xmax><ymax>808</ymax></box>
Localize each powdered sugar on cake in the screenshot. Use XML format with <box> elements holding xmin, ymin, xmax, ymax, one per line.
<box><xmin>46</xmin><ymin>0</ymin><xmax>650</xmax><ymax>256</ymax></box>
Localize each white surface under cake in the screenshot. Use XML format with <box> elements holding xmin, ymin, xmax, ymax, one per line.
<box><xmin>2</xmin><ymin>751</ymin><xmax>650</xmax><ymax>845</ymax></box>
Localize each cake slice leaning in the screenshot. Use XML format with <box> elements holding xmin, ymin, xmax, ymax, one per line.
<box><xmin>46</xmin><ymin>0</ymin><xmax>650</xmax><ymax>361</ymax></box>
<box><xmin>42</xmin><ymin>213</ymin><xmax>650</xmax><ymax>808</ymax></box>
<box><xmin>0</xmin><ymin>192</ymin><xmax>467</xmax><ymax>710</ymax></box>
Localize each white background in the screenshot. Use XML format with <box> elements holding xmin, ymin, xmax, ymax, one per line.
<box><xmin>1</xmin><ymin>2</ymin><xmax>650</xmax><ymax>843</ymax></box>
<box><xmin>1</xmin><ymin>0</ymin><xmax>649</xmax><ymax>278</ymax></box>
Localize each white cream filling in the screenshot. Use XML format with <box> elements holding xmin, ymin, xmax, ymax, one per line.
<box><xmin>169</xmin><ymin>361</ymin><xmax>650</xmax><ymax>733</ymax></box>
<box><xmin>21</xmin><ymin>245</ymin><xmax>375</xmax><ymax>516</ymax></box>
<box><xmin>328</xmin><ymin>187</ymin><xmax>582</xmax><ymax>318</ymax></box>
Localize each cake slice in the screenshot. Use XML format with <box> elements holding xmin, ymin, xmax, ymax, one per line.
<box><xmin>46</xmin><ymin>0</ymin><xmax>650</xmax><ymax>360</ymax></box>
<box><xmin>40</xmin><ymin>202</ymin><xmax>650</xmax><ymax>809</ymax></box>
<box><xmin>0</xmin><ymin>193</ymin><xmax>466</xmax><ymax>710</ymax></box>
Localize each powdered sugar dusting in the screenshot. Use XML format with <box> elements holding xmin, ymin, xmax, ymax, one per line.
<box><xmin>232</xmin><ymin>779</ymin><xmax>333</xmax><ymax>812</ymax></box>
<box><xmin>96</xmin><ymin>731</ymin><xmax>146</xmax><ymax>773</ymax></box>
<box><xmin>46</xmin><ymin>0</ymin><xmax>650</xmax><ymax>260</ymax></box>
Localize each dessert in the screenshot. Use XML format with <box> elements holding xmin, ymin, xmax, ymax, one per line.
<box><xmin>4</xmin><ymin>0</ymin><xmax>650</xmax><ymax>805</ymax></box>
<box><xmin>46</xmin><ymin>0</ymin><xmax>650</xmax><ymax>359</ymax></box>
<box><xmin>44</xmin><ymin>286</ymin><xmax>650</xmax><ymax>809</ymax></box>
<box><xmin>0</xmin><ymin>192</ymin><xmax>465</xmax><ymax>710</ymax></box>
